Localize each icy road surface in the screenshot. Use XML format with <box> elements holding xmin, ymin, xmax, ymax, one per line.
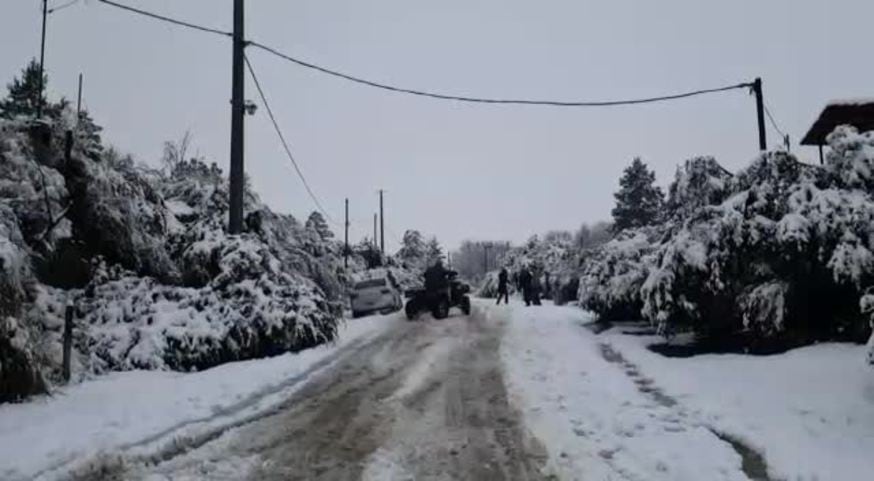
<box><xmin>130</xmin><ymin>302</ymin><xmax>549</xmax><ymax>480</ymax></box>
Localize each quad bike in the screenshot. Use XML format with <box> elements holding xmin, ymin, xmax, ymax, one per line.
<box><xmin>404</xmin><ymin>272</ymin><xmax>472</xmax><ymax>320</ymax></box>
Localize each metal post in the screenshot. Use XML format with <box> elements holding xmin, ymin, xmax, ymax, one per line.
<box><xmin>753</xmin><ymin>77</ymin><xmax>767</xmax><ymax>151</ymax></box>
<box><xmin>62</xmin><ymin>301</ymin><xmax>73</xmax><ymax>382</ymax></box>
<box><xmin>379</xmin><ymin>190</ymin><xmax>385</xmax><ymax>254</ymax></box>
<box><xmin>37</xmin><ymin>0</ymin><xmax>47</xmax><ymax>118</ymax></box>
<box><xmin>818</xmin><ymin>144</ymin><xmax>824</xmax><ymax>165</ymax></box>
<box><xmin>344</xmin><ymin>198</ymin><xmax>349</xmax><ymax>269</ymax></box>
<box><xmin>228</xmin><ymin>0</ymin><xmax>245</xmax><ymax>234</ymax></box>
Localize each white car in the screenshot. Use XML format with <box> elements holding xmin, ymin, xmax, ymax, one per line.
<box><xmin>350</xmin><ymin>276</ymin><xmax>403</xmax><ymax>318</ymax></box>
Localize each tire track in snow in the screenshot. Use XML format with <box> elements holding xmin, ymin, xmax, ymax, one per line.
<box><xmin>598</xmin><ymin>342</ymin><xmax>775</xmax><ymax>481</ymax></box>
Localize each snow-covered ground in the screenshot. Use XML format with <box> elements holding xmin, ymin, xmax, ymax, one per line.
<box><xmin>501</xmin><ymin>302</ymin><xmax>874</xmax><ymax>481</ymax></box>
<box><xmin>0</xmin><ymin>313</ymin><xmax>397</xmax><ymax>481</ymax></box>
<box><xmin>5</xmin><ymin>299</ymin><xmax>873</xmax><ymax>480</ymax></box>
<box><xmin>501</xmin><ymin>302</ymin><xmax>749</xmax><ymax>480</ymax></box>
<box><xmin>603</xmin><ymin>327</ymin><xmax>874</xmax><ymax>481</ymax></box>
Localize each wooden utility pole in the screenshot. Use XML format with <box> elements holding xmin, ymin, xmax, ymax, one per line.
<box><xmin>76</xmin><ymin>73</ymin><xmax>83</xmax><ymax>121</ymax></box>
<box><xmin>37</xmin><ymin>0</ymin><xmax>47</xmax><ymax>118</ymax></box>
<box><xmin>753</xmin><ymin>77</ymin><xmax>767</xmax><ymax>151</ymax></box>
<box><xmin>483</xmin><ymin>243</ymin><xmax>491</xmax><ymax>274</ymax></box>
<box><xmin>379</xmin><ymin>190</ymin><xmax>385</xmax><ymax>255</ymax></box>
<box><xmin>228</xmin><ymin>0</ymin><xmax>245</xmax><ymax>234</ymax></box>
<box><xmin>344</xmin><ymin>198</ymin><xmax>349</xmax><ymax>269</ymax></box>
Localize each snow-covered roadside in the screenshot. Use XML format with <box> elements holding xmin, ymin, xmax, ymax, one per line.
<box><xmin>603</xmin><ymin>328</ymin><xmax>874</xmax><ymax>481</ymax></box>
<box><xmin>498</xmin><ymin>302</ymin><xmax>749</xmax><ymax>481</ymax></box>
<box><xmin>0</xmin><ymin>313</ymin><xmax>398</xmax><ymax>481</ymax></box>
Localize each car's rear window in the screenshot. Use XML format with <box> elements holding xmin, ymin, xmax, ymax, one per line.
<box><xmin>355</xmin><ymin>279</ymin><xmax>386</xmax><ymax>289</ymax></box>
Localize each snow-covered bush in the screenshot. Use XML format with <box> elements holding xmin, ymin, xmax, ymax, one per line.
<box><xmin>0</xmin><ymin>67</ymin><xmax>349</xmax><ymax>400</ymax></box>
<box><xmin>578</xmin><ymin>227</ymin><xmax>659</xmax><ymax>320</ymax></box>
<box><xmin>582</xmin><ymin>129</ymin><xmax>874</xmax><ymax>355</ymax></box>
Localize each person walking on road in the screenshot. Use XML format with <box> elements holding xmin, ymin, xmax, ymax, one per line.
<box><xmin>496</xmin><ymin>267</ymin><xmax>510</xmax><ymax>305</ymax></box>
<box><xmin>518</xmin><ymin>265</ymin><xmax>533</xmax><ymax>306</ymax></box>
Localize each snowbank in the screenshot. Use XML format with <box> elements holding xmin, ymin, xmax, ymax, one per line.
<box><xmin>0</xmin><ymin>313</ymin><xmax>397</xmax><ymax>481</ymax></box>
<box><xmin>603</xmin><ymin>328</ymin><xmax>874</xmax><ymax>481</ymax></box>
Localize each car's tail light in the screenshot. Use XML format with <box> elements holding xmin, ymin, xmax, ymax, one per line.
<box><xmin>380</xmin><ymin>288</ymin><xmax>391</xmax><ymax>294</ymax></box>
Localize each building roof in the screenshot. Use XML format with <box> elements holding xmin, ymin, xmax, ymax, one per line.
<box><xmin>801</xmin><ymin>100</ymin><xmax>874</xmax><ymax>145</ymax></box>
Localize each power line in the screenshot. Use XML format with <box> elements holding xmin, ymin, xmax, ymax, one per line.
<box><xmin>763</xmin><ymin>102</ymin><xmax>787</xmax><ymax>140</ymax></box>
<box><xmin>248</xmin><ymin>41</ymin><xmax>752</xmax><ymax>108</ymax></box>
<box><xmin>96</xmin><ymin>0</ymin><xmax>231</xmax><ymax>38</ymax></box>
<box><xmin>48</xmin><ymin>0</ymin><xmax>80</xmax><ymax>14</ymax></box>
<box><xmin>96</xmin><ymin>0</ymin><xmax>753</xmax><ymax>109</ymax></box>
<box><xmin>244</xmin><ymin>53</ymin><xmax>337</xmax><ymax>225</ymax></box>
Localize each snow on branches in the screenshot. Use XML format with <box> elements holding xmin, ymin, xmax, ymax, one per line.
<box><xmin>583</xmin><ymin>126</ymin><xmax>874</xmax><ymax>356</ymax></box>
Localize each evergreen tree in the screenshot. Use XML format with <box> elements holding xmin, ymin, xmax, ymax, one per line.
<box><xmin>305</xmin><ymin>212</ymin><xmax>333</xmax><ymax>240</ymax></box>
<box><xmin>611</xmin><ymin>157</ymin><xmax>664</xmax><ymax>232</ymax></box>
<box><xmin>425</xmin><ymin>236</ymin><xmax>443</xmax><ymax>266</ymax></box>
<box><xmin>0</xmin><ymin>59</ymin><xmax>47</xmax><ymax>119</ymax></box>
<box><xmin>397</xmin><ymin>229</ymin><xmax>425</xmax><ymax>267</ymax></box>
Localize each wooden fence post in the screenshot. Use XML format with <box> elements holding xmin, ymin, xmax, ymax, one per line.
<box><xmin>63</xmin><ymin>301</ymin><xmax>74</xmax><ymax>382</ymax></box>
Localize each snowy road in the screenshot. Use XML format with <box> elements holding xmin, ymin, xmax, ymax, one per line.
<box><xmin>128</xmin><ymin>303</ymin><xmax>548</xmax><ymax>480</ymax></box>
<box><xmin>5</xmin><ymin>300</ymin><xmax>869</xmax><ymax>480</ymax></box>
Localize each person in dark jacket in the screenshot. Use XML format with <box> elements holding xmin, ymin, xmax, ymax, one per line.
<box><xmin>424</xmin><ymin>259</ymin><xmax>451</xmax><ymax>293</ymax></box>
<box><xmin>529</xmin><ymin>273</ymin><xmax>542</xmax><ymax>306</ymax></box>
<box><xmin>518</xmin><ymin>266</ymin><xmax>533</xmax><ymax>306</ymax></box>
<box><xmin>496</xmin><ymin>267</ymin><xmax>510</xmax><ymax>305</ymax></box>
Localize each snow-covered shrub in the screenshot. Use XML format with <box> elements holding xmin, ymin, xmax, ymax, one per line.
<box><xmin>641</xmin><ymin>134</ymin><xmax>874</xmax><ymax>347</ymax></box>
<box><xmin>665</xmin><ymin>156</ymin><xmax>733</xmax><ymax>219</ymax></box>
<box><xmin>578</xmin><ymin>227</ymin><xmax>659</xmax><ymax>321</ymax></box>
<box><xmin>0</xmin><ymin>98</ymin><xmax>349</xmax><ymax>400</ymax></box>
<box><xmin>0</xmin><ymin>204</ymin><xmax>47</xmax><ymax>401</ymax></box>
<box><xmin>78</xmin><ymin>249</ymin><xmax>337</xmax><ymax>372</ymax></box>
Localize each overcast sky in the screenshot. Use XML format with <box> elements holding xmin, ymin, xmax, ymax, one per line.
<box><xmin>3</xmin><ymin>0</ymin><xmax>873</xmax><ymax>251</ymax></box>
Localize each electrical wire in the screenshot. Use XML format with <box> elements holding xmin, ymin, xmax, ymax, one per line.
<box><xmin>96</xmin><ymin>0</ymin><xmax>232</xmax><ymax>37</ymax></box>
<box><xmin>763</xmin><ymin>102</ymin><xmax>787</xmax><ymax>140</ymax></box>
<box><xmin>248</xmin><ymin>41</ymin><xmax>752</xmax><ymax>108</ymax></box>
<box><xmin>244</xmin><ymin>53</ymin><xmax>337</xmax><ymax>225</ymax></box>
<box><xmin>48</xmin><ymin>0</ymin><xmax>80</xmax><ymax>14</ymax></box>
<box><xmin>95</xmin><ymin>0</ymin><xmax>753</xmax><ymax>108</ymax></box>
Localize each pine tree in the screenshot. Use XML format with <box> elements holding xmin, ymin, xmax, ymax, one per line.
<box><xmin>425</xmin><ymin>236</ymin><xmax>443</xmax><ymax>266</ymax></box>
<box><xmin>397</xmin><ymin>229</ymin><xmax>425</xmax><ymax>267</ymax></box>
<box><xmin>0</xmin><ymin>59</ymin><xmax>47</xmax><ymax>119</ymax></box>
<box><xmin>305</xmin><ymin>212</ymin><xmax>333</xmax><ymax>240</ymax></box>
<box><xmin>611</xmin><ymin>157</ymin><xmax>664</xmax><ymax>232</ymax></box>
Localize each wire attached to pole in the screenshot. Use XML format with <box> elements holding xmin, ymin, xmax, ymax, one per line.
<box><xmin>244</xmin><ymin>53</ymin><xmax>337</xmax><ymax>225</ymax></box>
<box><xmin>96</xmin><ymin>0</ymin><xmax>232</xmax><ymax>37</ymax></box>
<box><xmin>248</xmin><ymin>41</ymin><xmax>752</xmax><ymax>108</ymax></box>
<box><xmin>97</xmin><ymin>0</ymin><xmax>753</xmax><ymax>108</ymax></box>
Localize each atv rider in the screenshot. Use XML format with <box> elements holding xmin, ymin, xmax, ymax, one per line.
<box><xmin>424</xmin><ymin>259</ymin><xmax>453</xmax><ymax>295</ymax></box>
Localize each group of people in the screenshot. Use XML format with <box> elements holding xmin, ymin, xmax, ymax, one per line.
<box><xmin>495</xmin><ymin>265</ymin><xmax>542</xmax><ymax>306</ymax></box>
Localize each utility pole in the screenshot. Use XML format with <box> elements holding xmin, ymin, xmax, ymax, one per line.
<box><xmin>483</xmin><ymin>242</ymin><xmax>491</xmax><ymax>274</ymax></box>
<box><xmin>753</xmin><ymin>77</ymin><xmax>767</xmax><ymax>151</ymax></box>
<box><xmin>379</xmin><ymin>190</ymin><xmax>385</xmax><ymax>255</ymax></box>
<box><xmin>228</xmin><ymin>0</ymin><xmax>246</xmax><ymax>234</ymax></box>
<box><xmin>373</xmin><ymin>213</ymin><xmax>378</xmax><ymax>249</ymax></box>
<box><xmin>76</xmin><ymin>73</ymin><xmax>83</xmax><ymax>122</ymax></box>
<box><xmin>344</xmin><ymin>198</ymin><xmax>349</xmax><ymax>269</ymax></box>
<box><xmin>37</xmin><ymin>0</ymin><xmax>47</xmax><ymax>118</ymax></box>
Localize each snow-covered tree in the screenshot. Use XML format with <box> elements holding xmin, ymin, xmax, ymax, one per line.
<box><xmin>0</xmin><ymin>59</ymin><xmax>45</xmax><ymax>119</ymax></box>
<box><xmin>397</xmin><ymin>229</ymin><xmax>426</xmax><ymax>267</ymax></box>
<box><xmin>305</xmin><ymin>211</ymin><xmax>334</xmax><ymax>241</ymax></box>
<box><xmin>424</xmin><ymin>236</ymin><xmax>443</xmax><ymax>266</ymax></box>
<box><xmin>611</xmin><ymin>157</ymin><xmax>664</xmax><ymax>232</ymax></box>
